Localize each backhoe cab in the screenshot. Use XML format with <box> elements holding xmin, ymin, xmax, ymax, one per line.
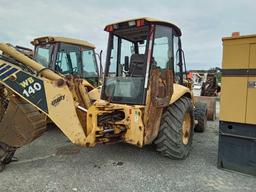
<box><xmin>86</xmin><ymin>18</ymin><xmax>204</xmax><ymax>159</ymax></box>
<box><xmin>102</xmin><ymin>18</ymin><xmax>184</xmax><ymax>105</ymax></box>
<box><xmin>32</xmin><ymin>36</ymin><xmax>100</xmax><ymax>87</ymax></box>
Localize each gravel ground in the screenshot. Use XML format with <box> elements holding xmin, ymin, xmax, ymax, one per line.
<box><xmin>1</xmin><ymin>102</ymin><xmax>255</xmax><ymax>192</ymax></box>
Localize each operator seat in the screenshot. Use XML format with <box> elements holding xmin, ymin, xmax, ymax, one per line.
<box><xmin>129</xmin><ymin>54</ymin><xmax>145</xmax><ymax>76</ymax></box>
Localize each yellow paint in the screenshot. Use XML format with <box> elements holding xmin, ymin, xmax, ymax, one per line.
<box><xmin>31</xmin><ymin>36</ymin><xmax>95</xmax><ymax>49</ymax></box>
<box><xmin>41</xmin><ymin>79</ymin><xmax>86</xmax><ymax>145</ymax></box>
<box><xmin>220</xmin><ymin>77</ymin><xmax>247</xmax><ymax>122</ymax></box>
<box><xmin>250</xmin><ymin>44</ymin><xmax>256</xmax><ymax>69</ymax></box>
<box><xmin>246</xmin><ymin>44</ymin><xmax>256</xmax><ymax>124</ymax></box>
<box><xmin>222</xmin><ymin>44</ymin><xmax>250</xmax><ymax>69</ymax></box>
<box><xmin>125</xmin><ymin>107</ymin><xmax>144</xmax><ymax>147</ymax></box>
<box><xmin>170</xmin><ymin>83</ymin><xmax>192</xmax><ymax>104</ymax></box>
<box><xmin>246</xmin><ymin>77</ymin><xmax>256</xmax><ymax>124</ymax></box>
<box><xmin>86</xmin><ymin>102</ymin><xmax>145</xmax><ymax>147</ymax></box>
<box><xmin>88</xmin><ymin>86</ymin><xmax>101</xmax><ymax>101</ymax></box>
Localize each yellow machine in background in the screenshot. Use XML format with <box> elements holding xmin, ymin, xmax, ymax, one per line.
<box><xmin>0</xmin><ymin>18</ymin><xmax>207</xmax><ymax>172</ymax></box>
<box><xmin>218</xmin><ymin>32</ymin><xmax>256</xmax><ymax>176</ymax></box>
<box><xmin>0</xmin><ymin>36</ymin><xmax>101</xmax><ymax>171</ymax></box>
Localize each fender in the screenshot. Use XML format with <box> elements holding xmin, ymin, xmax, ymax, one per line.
<box><xmin>170</xmin><ymin>83</ymin><xmax>192</xmax><ymax>104</ymax></box>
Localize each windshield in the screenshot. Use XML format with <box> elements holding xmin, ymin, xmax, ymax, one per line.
<box><xmin>82</xmin><ymin>49</ymin><xmax>98</xmax><ymax>78</ymax></box>
<box><xmin>55</xmin><ymin>43</ymin><xmax>99</xmax><ymax>85</ymax></box>
<box><xmin>34</xmin><ymin>43</ymin><xmax>54</xmax><ymax>67</ymax></box>
<box><xmin>102</xmin><ymin>25</ymin><xmax>149</xmax><ymax>105</ymax></box>
<box><xmin>55</xmin><ymin>43</ymin><xmax>81</xmax><ymax>75</ymax></box>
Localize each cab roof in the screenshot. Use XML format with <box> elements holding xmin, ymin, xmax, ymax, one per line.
<box><xmin>31</xmin><ymin>36</ymin><xmax>95</xmax><ymax>49</ymax></box>
<box><xmin>104</xmin><ymin>17</ymin><xmax>182</xmax><ymax>36</ymax></box>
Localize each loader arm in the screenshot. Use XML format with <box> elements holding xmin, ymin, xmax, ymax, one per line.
<box><xmin>0</xmin><ymin>43</ymin><xmax>88</xmax><ymax>145</ymax></box>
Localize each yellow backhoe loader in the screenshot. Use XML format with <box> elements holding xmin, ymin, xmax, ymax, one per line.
<box><xmin>86</xmin><ymin>17</ymin><xmax>207</xmax><ymax>154</ymax></box>
<box><xmin>0</xmin><ymin>36</ymin><xmax>101</xmax><ymax>171</ymax></box>
<box><xmin>0</xmin><ymin>18</ymin><xmax>207</xmax><ymax>171</ymax></box>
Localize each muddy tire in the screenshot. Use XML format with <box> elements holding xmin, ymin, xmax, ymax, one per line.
<box><xmin>194</xmin><ymin>102</ymin><xmax>207</xmax><ymax>132</ymax></box>
<box><xmin>154</xmin><ymin>96</ymin><xmax>194</xmax><ymax>159</ymax></box>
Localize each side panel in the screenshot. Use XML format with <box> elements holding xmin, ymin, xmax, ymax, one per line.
<box><xmin>222</xmin><ymin>44</ymin><xmax>250</xmax><ymax>69</ymax></box>
<box><xmin>246</xmin><ymin>44</ymin><xmax>256</xmax><ymax>124</ymax></box>
<box><xmin>0</xmin><ymin>62</ymin><xmax>48</xmax><ymax>113</ymax></box>
<box><xmin>220</xmin><ymin>40</ymin><xmax>250</xmax><ymax>123</ymax></box>
<box><xmin>44</xmin><ymin>80</ymin><xmax>88</xmax><ymax>145</ymax></box>
<box><xmin>220</xmin><ymin>77</ymin><xmax>247</xmax><ymax>123</ymax></box>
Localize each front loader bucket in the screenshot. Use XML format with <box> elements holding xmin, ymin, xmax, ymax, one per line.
<box><xmin>0</xmin><ymin>96</ymin><xmax>47</xmax><ymax>147</ymax></box>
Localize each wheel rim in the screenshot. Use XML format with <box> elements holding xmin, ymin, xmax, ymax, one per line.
<box><xmin>182</xmin><ymin>112</ymin><xmax>191</xmax><ymax>145</ymax></box>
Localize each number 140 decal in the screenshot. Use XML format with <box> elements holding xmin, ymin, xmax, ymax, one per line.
<box><xmin>22</xmin><ymin>82</ymin><xmax>42</xmax><ymax>97</ymax></box>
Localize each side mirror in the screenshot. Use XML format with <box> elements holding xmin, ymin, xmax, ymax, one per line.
<box><xmin>124</xmin><ymin>56</ymin><xmax>129</xmax><ymax>71</ymax></box>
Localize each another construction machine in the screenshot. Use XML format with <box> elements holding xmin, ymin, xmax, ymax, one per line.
<box><xmin>0</xmin><ymin>36</ymin><xmax>101</xmax><ymax>171</ymax></box>
<box><xmin>189</xmin><ymin>69</ymin><xmax>220</xmax><ymax>121</ymax></box>
<box><xmin>190</xmin><ymin>70</ymin><xmax>220</xmax><ymax>97</ymax></box>
<box><xmin>0</xmin><ymin>18</ymin><xmax>207</xmax><ymax>171</ymax></box>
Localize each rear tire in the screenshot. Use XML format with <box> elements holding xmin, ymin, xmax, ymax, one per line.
<box><xmin>194</xmin><ymin>102</ymin><xmax>207</xmax><ymax>132</ymax></box>
<box><xmin>154</xmin><ymin>96</ymin><xmax>194</xmax><ymax>159</ymax></box>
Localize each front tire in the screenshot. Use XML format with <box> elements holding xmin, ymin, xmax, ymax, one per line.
<box><xmin>154</xmin><ymin>96</ymin><xmax>194</xmax><ymax>159</ymax></box>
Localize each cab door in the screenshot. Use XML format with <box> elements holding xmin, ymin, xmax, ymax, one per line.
<box><xmin>144</xmin><ymin>25</ymin><xmax>174</xmax><ymax>144</ymax></box>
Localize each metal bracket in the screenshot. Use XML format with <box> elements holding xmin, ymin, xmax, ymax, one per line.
<box><xmin>248</xmin><ymin>81</ymin><xmax>256</xmax><ymax>88</ymax></box>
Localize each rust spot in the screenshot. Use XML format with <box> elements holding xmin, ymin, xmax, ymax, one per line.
<box><xmin>9</xmin><ymin>75</ymin><xmax>17</xmax><ymax>81</ymax></box>
<box><xmin>151</xmin><ymin>69</ymin><xmax>173</xmax><ymax>108</ymax></box>
<box><xmin>143</xmin><ymin>69</ymin><xmax>173</xmax><ymax>144</ymax></box>
<box><xmin>55</xmin><ymin>79</ymin><xmax>65</xmax><ymax>87</ymax></box>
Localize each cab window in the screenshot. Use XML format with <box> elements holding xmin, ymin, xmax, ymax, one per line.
<box><xmin>55</xmin><ymin>43</ymin><xmax>81</xmax><ymax>75</ymax></box>
<box><xmin>152</xmin><ymin>25</ymin><xmax>173</xmax><ymax>69</ymax></box>
<box><xmin>82</xmin><ymin>49</ymin><xmax>98</xmax><ymax>77</ymax></box>
<box><xmin>34</xmin><ymin>44</ymin><xmax>53</xmax><ymax>67</ymax></box>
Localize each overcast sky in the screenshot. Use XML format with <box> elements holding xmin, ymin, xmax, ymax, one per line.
<box><xmin>0</xmin><ymin>0</ymin><xmax>255</xmax><ymax>69</ymax></box>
